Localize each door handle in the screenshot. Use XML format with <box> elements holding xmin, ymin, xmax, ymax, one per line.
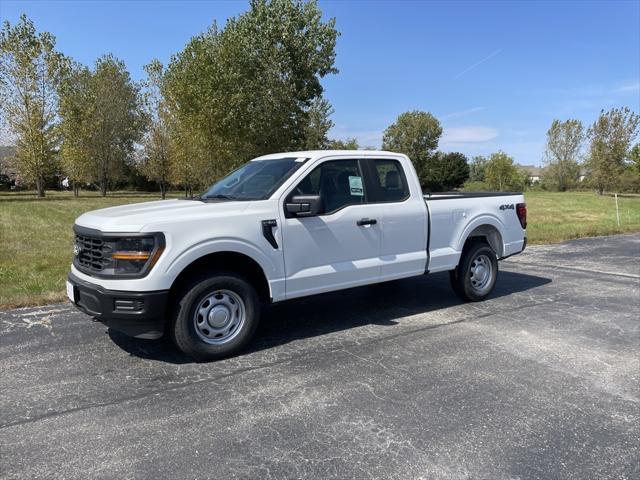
<box><xmin>357</xmin><ymin>218</ymin><xmax>377</xmax><ymax>227</ymax></box>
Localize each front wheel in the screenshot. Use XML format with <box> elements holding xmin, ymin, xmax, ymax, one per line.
<box><xmin>450</xmin><ymin>242</ymin><xmax>498</xmax><ymax>302</ymax></box>
<box><xmin>169</xmin><ymin>271</ymin><xmax>261</xmax><ymax>361</ymax></box>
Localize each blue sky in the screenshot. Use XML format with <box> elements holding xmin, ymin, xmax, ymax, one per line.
<box><xmin>1</xmin><ymin>0</ymin><xmax>638</xmax><ymax>165</ymax></box>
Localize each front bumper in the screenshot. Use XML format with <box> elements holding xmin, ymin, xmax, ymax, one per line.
<box><xmin>67</xmin><ymin>272</ymin><xmax>168</xmax><ymax>339</ymax></box>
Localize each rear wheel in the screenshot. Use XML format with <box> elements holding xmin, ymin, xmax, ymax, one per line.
<box><xmin>450</xmin><ymin>242</ymin><xmax>498</xmax><ymax>302</ymax></box>
<box><xmin>169</xmin><ymin>271</ymin><xmax>260</xmax><ymax>361</ymax></box>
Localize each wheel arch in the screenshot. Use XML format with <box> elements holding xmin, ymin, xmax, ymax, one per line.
<box><xmin>168</xmin><ymin>251</ymin><xmax>272</xmax><ymax>304</ymax></box>
<box><xmin>458</xmin><ymin>219</ymin><xmax>505</xmax><ymax>258</ymax></box>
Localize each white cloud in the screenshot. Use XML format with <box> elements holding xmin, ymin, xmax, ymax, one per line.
<box><xmin>441</xmin><ymin>106</ymin><xmax>486</xmax><ymax>119</ymax></box>
<box><xmin>441</xmin><ymin>126</ymin><xmax>498</xmax><ymax>144</ymax></box>
<box><xmin>614</xmin><ymin>83</ymin><xmax>640</xmax><ymax>93</ymax></box>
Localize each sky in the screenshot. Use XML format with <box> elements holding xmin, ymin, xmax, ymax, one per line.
<box><xmin>1</xmin><ymin>0</ymin><xmax>639</xmax><ymax>166</ymax></box>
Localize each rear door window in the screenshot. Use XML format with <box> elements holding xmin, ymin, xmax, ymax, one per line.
<box><xmin>371</xmin><ymin>159</ymin><xmax>410</xmax><ymax>202</ymax></box>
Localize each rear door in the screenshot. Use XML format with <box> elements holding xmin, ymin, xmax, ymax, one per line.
<box><xmin>365</xmin><ymin>158</ymin><xmax>429</xmax><ymax>281</ymax></box>
<box><xmin>280</xmin><ymin>158</ymin><xmax>383</xmax><ymax>299</ymax></box>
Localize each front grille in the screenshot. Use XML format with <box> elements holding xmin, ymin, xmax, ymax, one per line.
<box><xmin>76</xmin><ymin>234</ymin><xmax>111</xmax><ymax>272</ymax></box>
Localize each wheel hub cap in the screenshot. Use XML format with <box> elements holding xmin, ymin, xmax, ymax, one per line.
<box><xmin>469</xmin><ymin>254</ymin><xmax>493</xmax><ymax>294</ymax></box>
<box><xmin>208</xmin><ymin>306</ymin><xmax>231</xmax><ymax>328</ymax></box>
<box><xmin>193</xmin><ymin>289</ymin><xmax>246</xmax><ymax>345</ymax></box>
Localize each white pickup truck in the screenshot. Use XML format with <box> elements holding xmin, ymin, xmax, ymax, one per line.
<box><xmin>67</xmin><ymin>150</ymin><xmax>527</xmax><ymax>360</ymax></box>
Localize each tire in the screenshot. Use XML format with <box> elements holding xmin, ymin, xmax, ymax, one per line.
<box><xmin>169</xmin><ymin>271</ymin><xmax>261</xmax><ymax>361</ymax></box>
<box><xmin>450</xmin><ymin>242</ymin><xmax>498</xmax><ymax>302</ymax></box>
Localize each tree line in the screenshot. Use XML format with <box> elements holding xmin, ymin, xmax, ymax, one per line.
<box><xmin>1</xmin><ymin>1</ymin><xmax>339</xmax><ymax>198</ymax></box>
<box><xmin>1</xmin><ymin>2</ymin><xmax>638</xmax><ymax>198</ymax></box>
<box><xmin>541</xmin><ymin>109</ymin><xmax>639</xmax><ymax>194</ymax></box>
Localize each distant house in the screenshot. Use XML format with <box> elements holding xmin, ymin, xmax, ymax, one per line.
<box><xmin>518</xmin><ymin>164</ymin><xmax>542</xmax><ymax>184</ymax></box>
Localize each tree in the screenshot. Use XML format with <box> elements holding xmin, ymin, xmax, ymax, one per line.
<box><xmin>92</xmin><ymin>55</ymin><xmax>145</xmax><ymax>196</ymax></box>
<box><xmin>0</xmin><ymin>14</ymin><xmax>69</xmax><ymax>197</ymax></box>
<box><xmin>163</xmin><ymin>0</ymin><xmax>338</xmax><ymax>184</ymax></box>
<box><xmin>542</xmin><ymin>119</ymin><xmax>583</xmax><ymax>191</ymax></box>
<box><xmin>139</xmin><ymin>60</ymin><xmax>171</xmax><ymax>198</ymax></box>
<box><xmin>59</xmin><ymin>55</ymin><xmax>145</xmax><ymax>196</ymax></box>
<box><xmin>382</xmin><ymin>110</ymin><xmax>442</xmax><ymax>187</ymax></box>
<box><xmin>469</xmin><ymin>155</ymin><xmax>487</xmax><ymax>182</ymax></box>
<box><xmin>485</xmin><ymin>151</ymin><xmax>522</xmax><ymax>191</ymax></box>
<box><xmin>58</xmin><ymin>64</ymin><xmax>93</xmax><ymax>196</ymax></box>
<box><xmin>587</xmin><ymin>107</ymin><xmax>640</xmax><ymax>195</ymax></box>
<box><xmin>328</xmin><ymin>137</ymin><xmax>359</xmax><ymax>149</ymax></box>
<box><xmin>422</xmin><ymin>152</ymin><xmax>470</xmax><ymax>191</ymax></box>
<box><xmin>304</xmin><ymin>97</ymin><xmax>334</xmax><ymax>150</ymax></box>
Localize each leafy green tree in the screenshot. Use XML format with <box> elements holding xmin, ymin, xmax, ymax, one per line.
<box><xmin>382</xmin><ymin>110</ymin><xmax>443</xmax><ymax>187</ymax></box>
<box><xmin>304</xmin><ymin>97</ymin><xmax>334</xmax><ymax>150</ymax></box>
<box><xmin>422</xmin><ymin>151</ymin><xmax>470</xmax><ymax>191</ymax></box>
<box><xmin>93</xmin><ymin>55</ymin><xmax>145</xmax><ymax>196</ymax></box>
<box><xmin>587</xmin><ymin>107</ymin><xmax>640</xmax><ymax>194</ymax></box>
<box><xmin>58</xmin><ymin>64</ymin><xmax>93</xmax><ymax>196</ymax></box>
<box><xmin>59</xmin><ymin>55</ymin><xmax>145</xmax><ymax>196</ymax></box>
<box><xmin>328</xmin><ymin>137</ymin><xmax>360</xmax><ymax>150</ymax></box>
<box><xmin>140</xmin><ymin>60</ymin><xmax>171</xmax><ymax>198</ymax></box>
<box><xmin>542</xmin><ymin>119</ymin><xmax>583</xmax><ymax>191</ymax></box>
<box><xmin>0</xmin><ymin>14</ymin><xmax>69</xmax><ymax>197</ymax></box>
<box><xmin>485</xmin><ymin>151</ymin><xmax>522</xmax><ymax>191</ymax></box>
<box><xmin>469</xmin><ymin>155</ymin><xmax>487</xmax><ymax>182</ymax></box>
<box><xmin>168</xmin><ymin>122</ymin><xmax>207</xmax><ymax>197</ymax></box>
<box><xmin>163</xmin><ymin>0</ymin><xmax>338</xmax><ymax>184</ymax></box>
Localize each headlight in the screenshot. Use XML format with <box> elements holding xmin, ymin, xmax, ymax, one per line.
<box><xmin>73</xmin><ymin>228</ymin><xmax>165</xmax><ymax>278</ymax></box>
<box><xmin>112</xmin><ymin>236</ymin><xmax>162</xmax><ymax>274</ymax></box>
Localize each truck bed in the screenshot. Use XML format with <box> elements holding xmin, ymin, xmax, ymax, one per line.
<box><xmin>422</xmin><ymin>191</ymin><xmax>526</xmax><ymax>273</ymax></box>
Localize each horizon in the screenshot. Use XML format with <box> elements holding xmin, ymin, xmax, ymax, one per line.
<box><xmin>1</xmin><ymin>0</ymin><xmax>638</xmax><ymax>165</ymax></box>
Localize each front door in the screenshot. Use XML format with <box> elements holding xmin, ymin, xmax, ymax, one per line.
<box><xmin>281</xmin><ymin>158</ymin><xmax>382</xmax><ymax>299</ymax></box>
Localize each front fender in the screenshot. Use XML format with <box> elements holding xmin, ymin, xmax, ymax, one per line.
<box><xmin>165</xmin><ymin>237</ymin><xmax>279</xmax><ymax>279</ymax></box>
<box><xmin>163</xmin><ymin>237</ymin><xmax>285</xmax><ymax>300</ymax></box>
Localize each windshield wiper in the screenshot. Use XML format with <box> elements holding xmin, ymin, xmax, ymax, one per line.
<box><xmin>202</xmin><ymin>194</ymin><xmax>239</xmax><ymax>201</ymax></box>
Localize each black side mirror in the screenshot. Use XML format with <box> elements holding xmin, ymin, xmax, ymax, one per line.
<box><xmin>285</xmin><ymin>195</ymin><xmax>322</xmax><ymax>217</ymax></box>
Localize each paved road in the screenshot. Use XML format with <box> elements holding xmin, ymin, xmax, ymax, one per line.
<box><xmin>1</xmin><ymin>234</ymin><xmax>638</xmax><ymax>479</ymax></box>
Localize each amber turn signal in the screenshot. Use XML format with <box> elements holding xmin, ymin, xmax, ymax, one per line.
<box><xmin>112</xmin><ymin>251</ymin><xmax>151</xmax><ymax>261</ymax></box>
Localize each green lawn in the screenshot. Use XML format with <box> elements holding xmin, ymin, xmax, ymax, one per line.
<box><xmin>1</xmin><ymin>190</ymin><xmax>639</xmax><ymax>308</ymax></box>
<box><xmin>524</xmin><ymin>191</ymin><xmax>640</xmax><ymax>244</ymax></box>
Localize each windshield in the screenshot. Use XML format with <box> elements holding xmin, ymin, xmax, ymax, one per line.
<box><xmin>201</xmin><ymin>157</ymin><xmax>304</xmax><ymax>201</ymax></box>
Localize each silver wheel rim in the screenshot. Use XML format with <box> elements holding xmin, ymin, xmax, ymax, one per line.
<box><xmin>469</xmin><ymin>254</ymin><xmax>494</xmax><ymax>295</ymax></box>
<box><xmin>193</xmin><ymin>289</ymin><xmax>246</xmax><ymax>345</ymax></box>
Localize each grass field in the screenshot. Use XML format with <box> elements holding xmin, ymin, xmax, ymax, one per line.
<box><xmin>1</xmin><ymin>190</ymin><xmax>639</xmax><ymax>308</ymax></box>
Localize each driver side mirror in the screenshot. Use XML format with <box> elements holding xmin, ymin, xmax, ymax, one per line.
<box><xmin>285</xmin><ymin>195</ymin><xmax>322</xmax><ymax>217</ymax></box>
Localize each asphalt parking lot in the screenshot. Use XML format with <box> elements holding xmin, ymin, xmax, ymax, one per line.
<box><xmin>1</xmin><ymin>234</ymin><xmax>638</xmax><ymax>479</ymax></box>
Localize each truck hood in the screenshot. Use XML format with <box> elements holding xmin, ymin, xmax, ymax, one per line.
<box><xmin>75</xmin><ymin>199</ymin><xmax>250</xmax><ymax>232</ymax></box>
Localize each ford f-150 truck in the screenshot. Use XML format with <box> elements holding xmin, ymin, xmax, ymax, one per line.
<box><xmin>67</xmin><ymin>150</ymin><xmax>527</xmax><ymax>360</ymax></box>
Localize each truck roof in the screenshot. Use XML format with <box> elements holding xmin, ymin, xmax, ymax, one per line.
<box><xmin>253</xmin><ymin>150</ymin><xmax>401</xmax><ymax>161</ymax></box>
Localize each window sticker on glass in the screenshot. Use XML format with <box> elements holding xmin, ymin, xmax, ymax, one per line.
<box><xmin>348</xmin><ymin>176</ymin><xmax>364</xmax><ymax>196</ymax></box>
